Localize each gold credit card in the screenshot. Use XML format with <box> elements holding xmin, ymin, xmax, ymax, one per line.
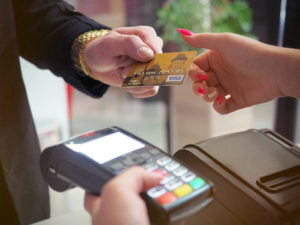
<box><xmin>122</xmin><ymin>51</ymin><xmax>197</xmax><ymax>87</ymax></box>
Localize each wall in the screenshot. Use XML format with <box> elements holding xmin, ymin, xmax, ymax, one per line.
<box><xmin>20</xmin><ymin>57</ymin><xmax>70</xmax><ymax>147</ymax></box>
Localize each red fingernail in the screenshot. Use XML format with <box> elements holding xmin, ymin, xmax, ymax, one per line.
<box><xmin>197</xmin><ymin>88</ymin><xmax>206</xmax><ymax>95</ymax></box>
<box><xmin>217</xmin><ymin>94</ymin><xmax>224</xmax><ymax>104</ymax></box>
<box><xmin>177</xmin><ymin>28</ymin><xmax>193</xmax><ymax>36</ymax></box>
<box><xmin>196</xmin><ymin>73</ymin><xmax>208</xmax><ymax>81</ymax></box>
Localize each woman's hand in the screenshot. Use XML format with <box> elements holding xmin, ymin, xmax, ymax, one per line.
<box><xmin>178</xmin><ymin>31</ymin><xmax>300</xmax><ymax>114</ymax></box>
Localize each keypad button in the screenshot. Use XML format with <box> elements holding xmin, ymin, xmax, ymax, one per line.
<box><xmin>165</xmin><ymin>161</ymin><xmax>180</xmax><ymax>171</ymax></box>
<box><xmin>160</xmin><ymin>174</ymin><xmax>175</xmax><ymax>185</ymax></box>
<box><xmin>156</xmin><ymin>192</ymin><xmax>177</xmax><ymax>205</ymax></box>
<box><xmin>152</xmin><ymin>169</ymin><xmax>167</xmax><ymax>177</ymax></box>
<box><xmin>190</xmin><ymin>177</ymin><xmax>206</xmax><ymax>190</ymax></box>
<box><xmin>181</xmin><ymin>171</ymin><xmax>196</xmax><ymax>182</ymax></box>
<box><xmin>165</xmin><ymin>178</ymin><xmax>183</xmax><ymax>190</ymax></box>
<box><xmin>140</xmin><ymin>152</ymin><xmax>151</xmax><ymax>160</ymax></box>
<box><xmin>174</xmin><ymin>184</ymin><xmax>193</xmax><ymax>197</ymax></box>
<box><xmin>149</xmin><ymin>149</ymin><xmax>160</xmax><ymax>155</ymax></box>
<box><xmin>157</xmin><ymin>156</ymin><xmax>172</xmax><ymax>166</ymax></box>
<box><xmin>122</xmin><ymin>158</ymin><xmax>135</xmax><ymax>166</ymax></box>
<box><xmin>143</xmin><ymin>162</ymin><xmax>158</xmax><ymax>171</ymax></box>
<box><xmin>131</xmin><ymin>155</ymin><xmax>146</xmax><ymax>164</ymax></box>
<box><xmin>173</xmin><ymin>166</ymin><xmax>188</xmax><ymax>176</ymax></box>
<box><xmin>110</xmin><ymin>162</ymin><xmax>124</xmax><ymax>171</ymax></box>
<box><xmin>147</xmin><ymin>186</ymin><xmax>167</xmax><ymax>198</ymax></box>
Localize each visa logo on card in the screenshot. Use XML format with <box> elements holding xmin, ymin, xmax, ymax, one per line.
<box><xmin>166</xmin><ymin>75</ymin><xmax>185</xmax><ymax>82</ymax></box>
<box><xmin>122</xmin><ymin>51</ymin><xmax>197</xmax><ymax>87</ymax></box>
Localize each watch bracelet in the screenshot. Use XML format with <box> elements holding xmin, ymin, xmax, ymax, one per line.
<box><xmin>71</xmin><ymin>29</ymin><xmax>110</xmax><ymax>80</ymax></box>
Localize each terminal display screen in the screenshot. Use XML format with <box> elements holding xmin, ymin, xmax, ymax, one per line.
<box><xmin>66</xmin><ymin>132</ymin><xmax>145</xmax><ymax>163</ymax></box>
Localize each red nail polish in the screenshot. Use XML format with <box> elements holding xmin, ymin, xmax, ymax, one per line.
<box><xmin>197</xmin><ymin>88</ymin><xmax>206</xmax><ymax>95</ymax></box>
<box><xmin>196</xmin><ymin>73</ymin><xmax>208</xmax><ymax>81</ymax></box>
<box><xmin>217</xmin><ymin>94</ymin><xmax>224</xmax><ymax>104</ymax></box>
<box><xmin>177</xmin><ymin>28</ymin><xmax>193</xmax><ymax>36</ymax></box>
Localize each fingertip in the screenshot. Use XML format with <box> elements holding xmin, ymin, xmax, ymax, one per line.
<box><xmin>192</xmin><ymin>82</ymin><xmax>208</xmax><ymax>97</ymax></box>
<box><xmin>207</xmin><ymin>87</ymin><xmax>217</xmax><ymax>99</ymax></box>
<box><xmin>151</xmin><ymin>86</ymin><xmax>159</xmax><ymax>96</ymax></box>
<box><xmin>153</xmin><ymin>85</ymin><xmax>159</xmax><ymax>92</ymax></box>
<box><xmin>128</xmin><ymin>86</ymin><xmax>159</xmax><ymax>98</ymax></box>
<box><xmin>197</xmin><ymin>87</ymin><xmax>206</xmax><ymax>96</ymax></box>
<box><xmin>181</xmin><ymin>33</ymin><xmax>222</xmax><ymax>51</ymax></box>
<box><xmin>196</xmin><ymin>73</ymin><xmax>208</xmax><ymax>82</ymax></box>
<box><xmin>216</xmin><ymin>94</ymin><xmax>224</xmax><ymax>105</ymax></box>
<box><xmin>149</xmin><ymin>171</ymin><xmax>165</xmax><ymax>182</ymax></box>
<box><xmin>213</xmin><ymin>94</ymin><xmax>228</xmax><ymax>115</ymax></box>
<box><xmin>188</xmin><ymin>63</ymin><xmax>205</xmax><ymax>81</ymax></box>
<box><xmin>177</xmin><ymin>28</ymin><xmax>194</xmax><ymax>36</ymax></box>
<box><xmin>147</xmin><ymin>87</ymin><xmax>159</xmax><ymax>97</ymax></box>
<box><xmin>123</xmin><ymin>166</ymin><xmax>162</xmax><ymax>191</ymax></box>
<box><xmin>143</xmin><ymin>172</ymin><xmax>164</xmax><ymax>190</ymax></box>
<box><xmin>137</xmin><ymin>46</ymin><xmax>154</xmax><ymax>60</ymax></box>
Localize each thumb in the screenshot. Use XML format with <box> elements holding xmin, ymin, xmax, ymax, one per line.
<box><xmin>121</xmin><ymin>167</ymin><xmax>163</xmax><ymax>193</ymax></box>
<box><xmin>119</xmin><ymin>35</ymin><xmax>154</xmax><ymax>62</ymax></box>
<box><xmin>182</xmin><ymin>32</ymin><xmax>228</xmax><ymax>51</ymax></box>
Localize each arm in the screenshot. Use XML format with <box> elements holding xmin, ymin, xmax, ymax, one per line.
<box><xmin>13</xmin><ymin>0</ymin><xmax>110</xmax><ymax>97</ymax></box>
<box><xmin>178</xmin><ymin>31</ymin><xmax>300</xmax><ymax>114</ymax></box>
<box><xmin>268</xmin><ymin>46</ymin><xmax>300</xmax><ymax>99</ymax></box>
<box><xmin>13</xmin><ymin>0</ymin><xmax>163</xmax><ymax>99</ymax></box>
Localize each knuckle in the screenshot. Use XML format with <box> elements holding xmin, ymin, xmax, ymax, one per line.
<box><xmin>140</xmin><ymin>25</ymin><xmax>156</xmax><ymax>34</ymax></box>
<box><xmin>147</xmin><ymin>26</ymin><xmax>157</xmax><ymax>35</ymax></box>
<box><xmin>137</xmin><ymin>26</ymin><xmax>157</xmax><ymax>39</ymax></box>
<box><xmin>158</xmin><ymin>36</ymin><xmax>163</xmax><ymax>46</ymax></box>
<box><xmin>125</xmin><ymin>35</ymin><xmax>140</xmax><ymax>46</ymax></box>
<box><xmin>158</xmin><ymin>36</ymin><xmax>163</xmax><ymax>43</ymax></box>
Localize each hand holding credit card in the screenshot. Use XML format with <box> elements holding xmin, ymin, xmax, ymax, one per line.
<box><xmin>122</xmin><ymin>51</ymin><xmax>197</xmax><ymax>87</ymax></box>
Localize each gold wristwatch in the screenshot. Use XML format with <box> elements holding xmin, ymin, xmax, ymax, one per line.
<box><xmin>71</xmin><ymin>29</ymin><xmax>110</xmax><ymax>80</ymax></box>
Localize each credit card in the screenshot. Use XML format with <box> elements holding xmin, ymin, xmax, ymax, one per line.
<box><xmin>122</xmin><ymin>51</ymin><xmax>197</xmax><ymax>87</ymax></box>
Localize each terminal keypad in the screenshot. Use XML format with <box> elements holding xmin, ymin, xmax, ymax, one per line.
<box><xmin>107</xmin><ymin>149</ymin><xmax>206</xmax><ymax>206</ymax></box>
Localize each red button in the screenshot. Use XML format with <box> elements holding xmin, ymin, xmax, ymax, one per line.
<box><xmin>157</xmin><ymin>192</ymin><xmax>177</xmax><ymax>205</ymax></box>
<box><xmin>152</xmin><ymin>169</ymin><xmax>167</xmax><ymax>177</ymax></box>
<box><xmin>80</xmin><ymin>131</ymin><xmax>96</xmax><ymax>137</ymax></box>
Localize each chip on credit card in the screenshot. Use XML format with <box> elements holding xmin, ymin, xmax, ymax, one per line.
<box><xmin>122</xmin><ymin>51</ymin><xmax>197</xmax><ymax>87</ymax></box>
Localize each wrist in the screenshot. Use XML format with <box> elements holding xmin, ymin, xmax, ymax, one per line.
<box><xmin>270</xmin><ymin>46</ymin><xmax>300</xmax><ymax>98</ymax></box>
<box><xmin>72</xmin><ymin>29</ymin><xmax>110</xmax><ymax>80</ymax></box>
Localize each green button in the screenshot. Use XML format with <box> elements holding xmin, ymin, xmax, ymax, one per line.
<box><xmin>189</xmin><ymin>177</ymin><xmax>205</xmax><ymax>189</ymax></box>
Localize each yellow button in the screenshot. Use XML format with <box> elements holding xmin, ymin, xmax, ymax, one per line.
<box><xmin>174</xmin><ymin>184</ymin><xmax>192</xmax><ymax>197</ymax></box>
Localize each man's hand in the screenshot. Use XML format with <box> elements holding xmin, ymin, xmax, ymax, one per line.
<box><xmin>84</xmin><ymin>26</ymin><xmax>163</xmax><ymax>98</ymax></box>
<box><xmin>84</xmin><ymin>167</ymin><xmax>163</xmax><ymax>225</ymax></box>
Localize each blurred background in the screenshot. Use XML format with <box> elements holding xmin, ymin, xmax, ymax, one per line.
<box><xmin>22</xmin><ymin>0</ymin><xmax>300</xmax><ymax>221</ymax></box>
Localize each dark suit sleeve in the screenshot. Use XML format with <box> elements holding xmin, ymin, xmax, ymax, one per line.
<box><xmin>13</xmin><ymin>0</ymin><xmax>110</xmax><ymax>98</ymax></box>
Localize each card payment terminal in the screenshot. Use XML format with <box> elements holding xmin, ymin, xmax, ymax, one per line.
<box><xmin>40</xmin><ymin>127</ymin><xmax>214</xmax><ymax>225</ymax></box>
